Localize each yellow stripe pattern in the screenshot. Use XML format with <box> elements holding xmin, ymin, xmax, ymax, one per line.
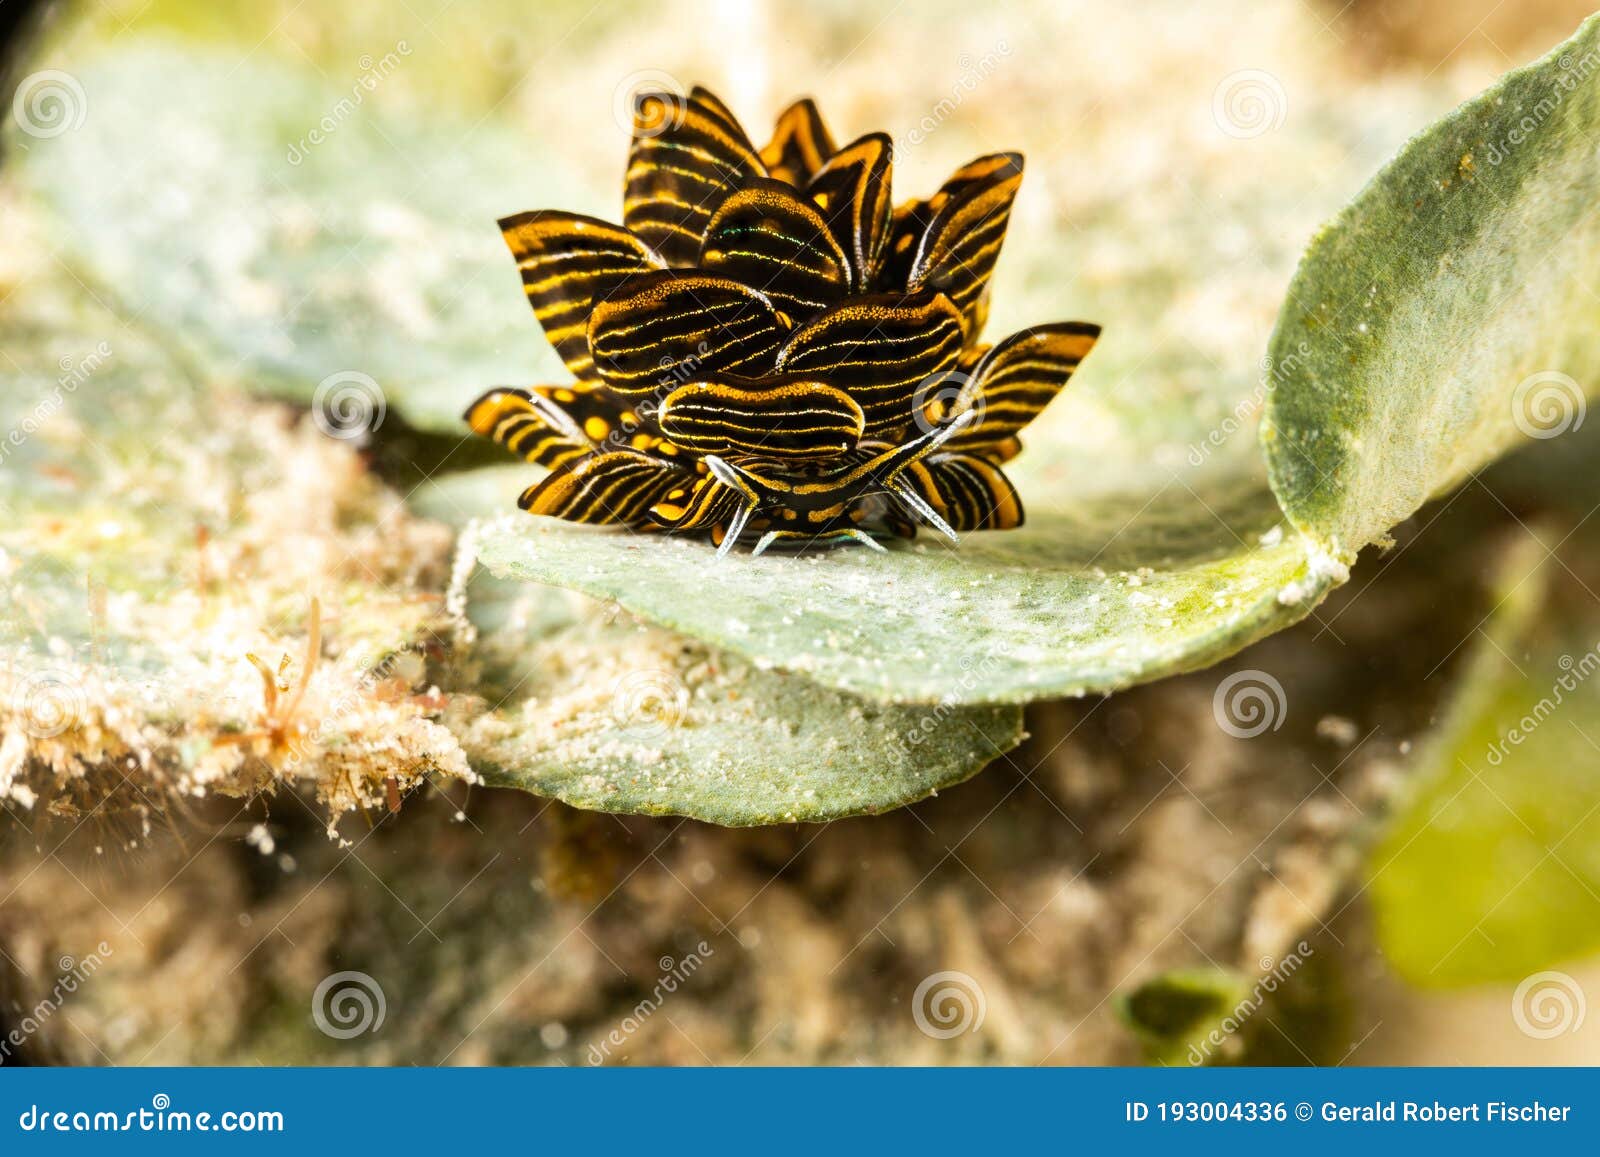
<box><xmin>659</xmin><ymin>376</ymin><xmax>864</xmax><ymax>459</ymax></box>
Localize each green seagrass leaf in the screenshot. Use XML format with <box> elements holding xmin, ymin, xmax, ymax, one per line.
<box><xmin>472</xmin><ymin>480</ymin><xmax>1329</xmax><ymax>706</ymax></box>
<box><xmin>414</xmin><ymin>468</ymin><xmax>1025</xmax><ymax>824</ymax></box>
<box><xmin>7</xmin><ymin>42</ymin><xmax>573</xmax><ymax>435</ymax></box>
<box><xmin>1264</xmin><ymin>14</ymin><xmax>1600</xmax><ymax>558</ymax></box>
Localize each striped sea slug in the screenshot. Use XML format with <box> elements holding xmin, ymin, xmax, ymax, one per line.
<box><xmin>465</xmin><ymin>85</ymin><xmax>1099</xmax><ymax>556</ymax></box>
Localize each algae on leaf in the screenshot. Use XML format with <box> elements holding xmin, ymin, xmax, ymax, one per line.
<box><xmin>472</xmin><ymin>488</ymin><xmax>1326</xmax><ymax>706</ymax></box>
<box><xmin>0</xmin><ymin>209</ymin><xmax>474</xmax><ymax>830</ymax></box>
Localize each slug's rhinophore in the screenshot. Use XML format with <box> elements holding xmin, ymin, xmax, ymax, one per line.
<box><xmin>465</xmin><ymin>86</ymin><xmax>1099</xmax><ymax>556</ymax></box>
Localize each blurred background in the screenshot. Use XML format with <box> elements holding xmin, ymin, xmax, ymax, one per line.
<box><xmin>2</xmin><ymin>0</ymin><xmax>1599</xmax><ymax>1065</ymax></box>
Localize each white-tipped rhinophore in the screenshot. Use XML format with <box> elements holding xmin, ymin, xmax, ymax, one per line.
<box><xmin>842</xmin><ymin>528</ymin><xmax>888</xmax><ymax>552</ymax></box>
<box><xmin>716</xmin><ymin>500</ymin><xmax>755</xmax><ymax>559</ymax></box>
<box><xmin>874</xmin><ymin>410</ymin><xmax>979</xmax><ymax>546</ymax></box>
<box><xmin>888</xmin><ymin>482</ymin><xmax>960</xmax><ymax>545</ymax></box>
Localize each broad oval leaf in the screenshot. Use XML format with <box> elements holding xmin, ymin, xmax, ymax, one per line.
<box><xmin>418</xmin><ymin>467</ymin><xmax>1024</xmax><ymax>825</ymax></box>
<box><xmin>19</xmin><ymin>17</ymin><xmax>1600</xmax><ymax>726</ymax></box>
<box><xmin>1264</xmin><ymin>13</ymin><xmax>1600</xmax><ymax>558</ymax></box>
